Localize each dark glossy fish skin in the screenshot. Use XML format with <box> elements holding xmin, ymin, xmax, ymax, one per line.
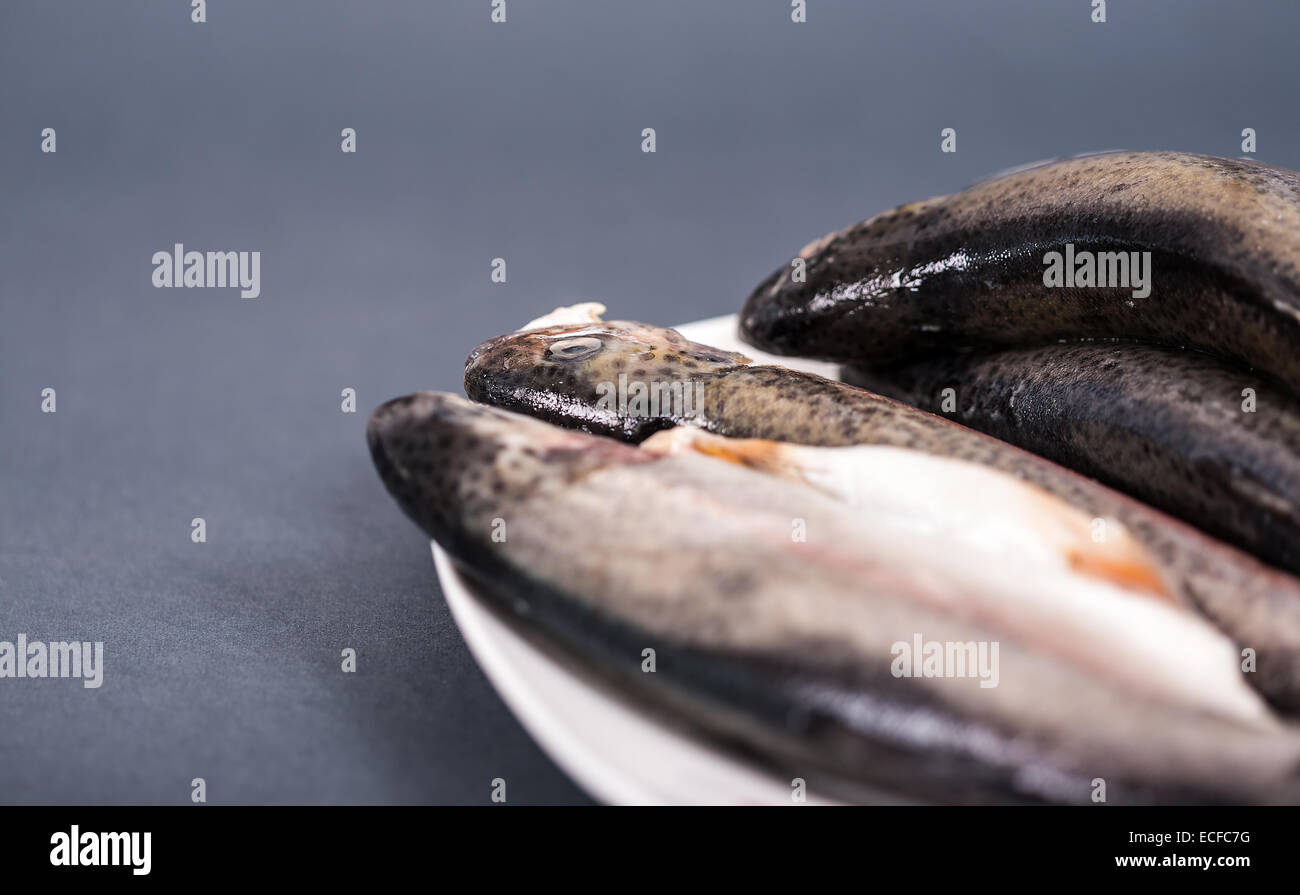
<box><xmin>464</xmin><ymin>321</ymin><xmax>1300</xmax><ymax>711</ymax></box>
<box><xmin>464</xmin><ymin>320</ymin><xmax>750</xmax><ymax>442</ymax></box>
<box><xmin>843</xmin><ymin>343</ymin><xmax>1300</xmax><ymax>576</ymax></box>
<box><xmin>739</xmin><ymin>152</ymin><xmax>1300</xmax><ymax>393</ymax></box>
<box><xmin>367</xmin><ymin>392</ymin><xmax>1300</xmax><ymax>804</ymax></box>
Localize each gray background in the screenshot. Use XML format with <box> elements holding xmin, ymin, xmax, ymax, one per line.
<box><xmin>1</xmin><ymin>0</ymin><xmax>1297</xmax><ymax>804</ymax></box>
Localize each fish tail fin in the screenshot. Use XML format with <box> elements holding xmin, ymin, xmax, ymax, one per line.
<box><xmin>640</xmin><ymin>428</ymin><xmax>796</xmax><ymax>476</ymax></box>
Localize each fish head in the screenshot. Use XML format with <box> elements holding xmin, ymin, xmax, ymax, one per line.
<box><xmin>739</xmin><ymin>212</ymin><xmax>937</xmax><ymax>358</ymax></box>
<box><xmin>739</xmin><ymin>238</ymin><xmax>848</xmax><ymax>358</ymax></box>
<box><xmin>367</xmin><ymin>391</ymin><xmax>649</xmax><ymax>545</ymax></box>
<box><xmin>464</xmin><ymin>304</ymin><xmax>750</xmax><ymax>442</ymax></box>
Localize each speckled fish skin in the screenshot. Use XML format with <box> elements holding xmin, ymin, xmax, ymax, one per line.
<box><xmin>738</xmin><ymin>152</ymin><xmax>1300</xmax><ymax>393</ymax></box>
<box><xmin>464</xmin><ymin>318</ymin><xmax>1300</xmax><ymax>711</ymax></box>
<box><xmin>367</xmin><ymin>391</ymin><xmax>1300</xmax><ymax>805</ymax></box>
<box><xmin>843</xmin><ymin>343</ymin><xmax>1300</xmax><ymax>576</ymax></box>
<box><xmin>465</xmin><ymin>318</ymin><xmax>752</xmax><ymax>442</ymax></box>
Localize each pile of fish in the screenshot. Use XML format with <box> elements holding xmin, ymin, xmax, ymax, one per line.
<box><xmin>744</xmin><ymin>151</ymin><xmax>1300</xmax><ymax>574</ymax></box>
<box><xmin>370</xmin><ymin>151</ymin><xmax>1300</xmax><ymax>804</ymax></box>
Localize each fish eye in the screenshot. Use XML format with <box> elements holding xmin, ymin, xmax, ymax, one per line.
<box><xmin>546</xmin><ymin>337</ymin><xmax>603</xmax><ymax>361</ymax></box>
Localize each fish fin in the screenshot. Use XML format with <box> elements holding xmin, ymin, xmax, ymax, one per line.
<box><xmin>965</xmin><ymin>157</ymin><xmax>1062</xmax><ymax>189</ymax></box>
<box><xmin>645</xmin><ymin>429</ymin><xmax>1175</xmax><ymax>604</ymax></box>
<box><xmin>966</xmin><ymin>151</ymin><xmax>1132</xmax><ymax>189</ymax></box>
<box><xmin>640</xmin><ymin>428</ymin><xmax>806</xmax><ymax>478</ymax></box>
<box><xmin>641</xmin><ymin>429</ymin><xmax>854</xmax><ymax>505</ymax></box>
<box><xmin>638</xmin><ymin>427</ymin><xmax>702</xmax><ymax>457</ymax></box>
<box><xmin>797</xmin><ymin>229</ymin><xmax>840</xmax><ymax>260</ymax></box>
<box><xmin>518</xmin><ymin>303</ymin><xmax>608</xmax><ymax>331</ymax></box>
<box><xmin>1037</xmin><ymin>506</ymin><xmax>1174</xmax><ymax>602</ymax></box>
<box><xmin>1065</xmin><ymin>547</ymin><xmax>1173</xmax><ymax>602</ymax></box>
<box><xmin>1069</xmin><ymin>148</ymin><xmax>1132</xmax><ymax>159</ymax></box>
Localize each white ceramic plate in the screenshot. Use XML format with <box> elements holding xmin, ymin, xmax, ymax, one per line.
<box><xmin>434</xmin><ymin>314</ymin><xmax>847</xmax><ymax>805</ymax></box>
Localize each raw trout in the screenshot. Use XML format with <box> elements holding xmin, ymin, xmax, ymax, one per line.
<box><xmin>842</xmin><ymin>343</ymin><xmax>1300</xmax><ymax>575</ymax></box>
<box><xmin>737</xmin><ymin>152</ymin><xmax>1300</xmax><ymax>394</ymax></box>
<box><xmin>367</xmin><ymin>391</ymin><xmax>1299</xmax><ymax>804</ymax></box>
<box><xmin>463</xmin><ymin>308</ymin><xmax>1300</xmax><ymax>711</ymax></box>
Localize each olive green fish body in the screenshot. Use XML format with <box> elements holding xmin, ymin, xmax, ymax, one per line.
<box><xmin>739</xmin><ymin>152</ymin><xmax>1300</xmax><ymax>393</ymax></box>
<box><xmin>843</xmin><ymin>343</ymin><xmax>1300</xmax><ymax>575</ymax></box>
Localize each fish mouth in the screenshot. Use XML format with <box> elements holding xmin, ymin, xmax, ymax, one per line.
<box><xmin>367</xmin><ymin>391</ymin><xmax>652</xmax><ymax>521</ymax></box>
<box><xmin>369</xmin><ymin>391</ymin><xmax>585</xmax><ymax>470</ymax></box>
<box><xmin>366</xmin><ymin>392</ymin><xmax>464</xmax><ymax>541</ymax></box>
<box><xmin>462</xmin><ymin>329</ymin><xmax>623</xmax><ymax>433</ymax></box>
<box><xmin>366</xmin><ymin>392</ymin><xmax>478</xmax><ymax>496</ymax></box>
<box><xmin>739</xmin><ymin>275</ymin><xmax>810</xmax><ymax>355</ymax></box>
